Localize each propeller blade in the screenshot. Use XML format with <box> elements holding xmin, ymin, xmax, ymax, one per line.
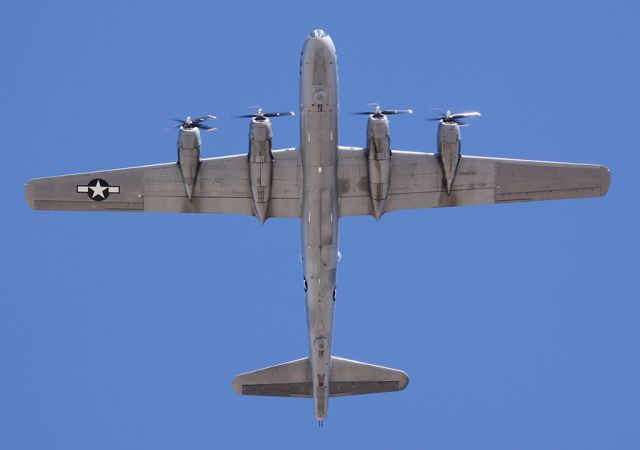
<box><xmin>354</xmin><ymin>104</ymin><xmax>413</xmax><ymax>116</ymax></box>
<box><xmin>429</xmin><ymin>110</ymin><xmax>481</xmax><ymax>125</ymax></box>
<box><xmin>191</xmin><ymin>114</ymin><xmax>217</xmax><ymax>123</ymax></box>
<box><xmin>235</xmin><ymin>110</ymin><xmax>295</xmax><ymax>119</ymax></box>
<box><xmin>263</xmin><ymin>111</ymin><xmax>295</xmax><ymax>118</ymax></box>
<box><xmin>450</xmin><ymin>111</ymin><xmax>481</xmax><ymax>120</ymax></box>
<box><xmin>170</xmin><ymin>114</ymin><xmax>217</xmax><ymax>129</ymax></box>
<box><xmin>198</xmin><ymin>124</ymin><xmax>217</xmax><ymax>132</ymax></box>
<box><xmin>382</xmin><ymin>109</ymin><xmax>414</xmax><ymax>115</ymax></box>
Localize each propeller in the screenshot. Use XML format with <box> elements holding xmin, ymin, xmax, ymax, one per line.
<box><xmin>353</xmin><ymin>103</ymin><xmax>413</xmax><ymax>118</ymax></box>
<box><xmin>235</xmin><ymin>107</ymin><xmax>296</xmax><ymax>121</ymax></box>
<box><xmin>429</xmin><ymin>110</ymin><xmax>481</xmax><ymax>126</ymax></box>
<box><xmin>172</xmin><ymin>114</ymin><xmax>217</xmax><ymax>132</ymax></box>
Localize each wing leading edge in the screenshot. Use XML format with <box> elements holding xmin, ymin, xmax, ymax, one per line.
<box><xmin>25</xmin><ymin>149</ymin><xmax>302</xmax><ymax>218</ymax></box>
<box><xmin>337</xmin><ymin>148</ymin><xmax>610</xmax><ymax>217</ymax></box>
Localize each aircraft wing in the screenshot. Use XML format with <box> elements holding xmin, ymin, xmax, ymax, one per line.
<box><xmin>338</xmin><ymin>148</ymin><xmax>611</xmax><ymax>217</ymax></box>
<box><xmin>26</xmin><ymin>149</ymin><xmax>301</xmax><ymax>217</ymax></box>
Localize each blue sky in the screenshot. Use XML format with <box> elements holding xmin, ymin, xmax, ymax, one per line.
<box><xmin>1</xmin><ymin>1</ymin><xmax>638</xmax><ymax>449</ymax></box>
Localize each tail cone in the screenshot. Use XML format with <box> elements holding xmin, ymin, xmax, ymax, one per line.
<box><xmin>254</xmin><ymin>202</ymin><xmax>269</xmax><ymax>223</ymax></box>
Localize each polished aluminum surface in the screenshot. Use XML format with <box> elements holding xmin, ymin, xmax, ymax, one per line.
<box><xmin>299</xmin><ymin>31</ymin><xmax>340</xmax><ymax>420</ymax></box>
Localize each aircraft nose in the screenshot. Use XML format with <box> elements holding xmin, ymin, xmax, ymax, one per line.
<box><xmin>303</xmin><ymin>29</ymin><xmax>334</xmax><ymax>53</ymax></box>
<box><xmin>309</xmin><ymin>29</ymin><xmax>327</xmax><ymax>39</ymax></box>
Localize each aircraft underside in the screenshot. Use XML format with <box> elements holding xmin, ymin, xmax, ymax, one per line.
<box><xmin>25</xmin><ymin>29</ymin><xmax>610</xmax><ymax>421</ymax></box>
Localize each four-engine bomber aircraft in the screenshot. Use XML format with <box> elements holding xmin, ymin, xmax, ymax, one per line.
<box><xmin>26</xmin><ymin>29</ymin><xmax>610</xmax><ymax>421</ymax></box>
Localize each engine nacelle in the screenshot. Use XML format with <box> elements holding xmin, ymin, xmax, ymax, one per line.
<box><xmin>248</xmin><ymin>119</ymin><xmax>274</xmax><ymax>223</ymax></box>
<box><xmin>438</xmin><ymin>122</ymin><xmax>461</xmax><ymax>193</ymax></box>
<box><xmin>178</xmin><ymin>127</ymin><xmax>201</xmax><ymax>199</ymax></box>
<box><xmin>366</xmin><ymin>116</ymin><xmax>392</xmax><ymax>220</ymax></box>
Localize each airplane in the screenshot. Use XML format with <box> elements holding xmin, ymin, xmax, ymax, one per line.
<box><xmin>25</xmin><ymin>29</ymin><xmax>610</xmax><ymax>422</ymax></box>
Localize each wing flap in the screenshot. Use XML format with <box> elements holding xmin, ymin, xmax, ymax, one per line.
<box><xmin>337</xmin><ymin>147</ymin><xmax>371</xmax><ymax>216</ymax></box>
<box><xmin>270</xmin><ymin>148</ymin><xmax>302</xmax><ymax>217</ymax></box>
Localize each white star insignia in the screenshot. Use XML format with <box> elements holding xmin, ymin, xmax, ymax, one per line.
<box><xmin>77</xmin><ymin>179</ymin><xmax>121</xmax><ymax>201</ymax></box>
<box><xmin>89</xmin><ymin>180</ymin><xmax>108</xmax><ymax>199</ymax></box>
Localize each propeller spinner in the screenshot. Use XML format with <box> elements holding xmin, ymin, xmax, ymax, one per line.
<box><xmin>353</xmin><ymin>103</ymin><xmax>413</xmax><ymax>119</ymax></box>
<box><xmin>429</xmin><ymin>110</ymin><xmax>481</xmax><ymax>126</ymax></box>
<box><xmin>172</xmin><ymin>115</ymin><xmax>217</xmax><ymax>132</ymax></box>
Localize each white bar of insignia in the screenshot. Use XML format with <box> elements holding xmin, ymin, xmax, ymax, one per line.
<box><xmin>77</xmin><ymin>186</ymin><xmax>89</xmax><ymax>193</ymax></box>
<box><xmin>108</xmin><ymin>187</ymin><xmax>120</xmax><ymax>193</ymax></box>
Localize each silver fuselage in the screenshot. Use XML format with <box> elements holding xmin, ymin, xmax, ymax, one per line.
<box><xmin>300</xmin><ymin>32</ymin><xmax>339</xmax><ymax>420</ymax></box>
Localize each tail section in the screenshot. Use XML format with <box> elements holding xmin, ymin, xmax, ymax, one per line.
<box><xmin>232</xmin><ymin>356</ymin><xmax>408</xmax><ymax>398</ymax></box>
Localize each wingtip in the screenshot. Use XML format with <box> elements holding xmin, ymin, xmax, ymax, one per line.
<box><xmin>398</xmin><ymin>370</ymin><xmax>410</xmax><ymax>391</ymax></box>
<box><xmin>231</xmin><ymin>376</ymin><xmax>243</xmax><ymax>395</ymax></box>
<box><xmin>599</xmin><ymin>165</ymin><xmax>611</xmax><ymax>197</ymax></box>
<box><xmin>25</xmin><ymin>180</ymin><xmax>36</xmax><ymax>210</ymax></box>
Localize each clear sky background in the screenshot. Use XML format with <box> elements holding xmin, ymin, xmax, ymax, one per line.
<box><xmin>1</xmin><ymin>1</ymin><xmax>638</xmax><ymax>449</ymax></box>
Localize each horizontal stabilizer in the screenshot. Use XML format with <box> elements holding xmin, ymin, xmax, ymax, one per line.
<box><xmin>232</xmin><ymin>356</ymin><xmax>408</xmax><ymax>398</ymax></box>
<box><xmin>232</xmin><ymin>357</ymin><xmax>312</xmax><ymax>397</ymax></box>
<box><xmin>329</xmin><ymin>356</ymin><xmax>409</xmax><ymax>396</ymax></box>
